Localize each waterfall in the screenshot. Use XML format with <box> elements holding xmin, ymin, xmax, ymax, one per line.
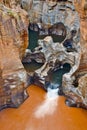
<box><xmin>34</xmin><ymin>87</ymin><xmax>59</xmax><ymax>118</ymax></box>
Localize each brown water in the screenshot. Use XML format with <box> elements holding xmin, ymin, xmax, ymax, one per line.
<box><xmin>0</xmin><ymin>85</ymin><xmax>87</xmax><ymax>130</ymax></box>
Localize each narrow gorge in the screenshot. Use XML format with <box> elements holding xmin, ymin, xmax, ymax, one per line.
<box><xmin>0</xmin><ymin>0</ymin><xmax>87</xmax><ymax>111</ymax></box>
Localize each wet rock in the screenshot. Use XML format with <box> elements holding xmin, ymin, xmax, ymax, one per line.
<box><xmin>34</xmin><ymin>36</ymin><xmax>80</xmax><ymax>90</ymax></box>
<box><xmin>22</xmin><ymin>0</ymin><xmax>87</xmax><ymax>109</ymax></box>
<box><xmin>65</xmin><ymin>99</ymin><xmax>78</xmax><ymax>108</ymax></box>
<box><xmin>23</xmin><ymin>32</ymin><xmax>80</xmax><ymax>91</ymax></box>
<box><xmin>23</xmin><ymin>1</ymin><xmax>81</xmax><ymax>105</ymax></box>
<box><xmin>21</xmin><ymin>0</ymin><xmax>87</xmax><ymax>110</ymax></box>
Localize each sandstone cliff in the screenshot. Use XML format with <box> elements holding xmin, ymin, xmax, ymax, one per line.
<box><xmin>64</xmin><ymin>0</ymin><xmax>87</xmax><ymax>108</ymax></box>
<box><xmin>0</xmin><ymin>0</ymin><xmax>29</xmax><ymax>110</ymax></box>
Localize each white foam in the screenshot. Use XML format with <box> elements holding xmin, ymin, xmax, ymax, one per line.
<box><xmin>34</xmin><ymin>88</ymin><xmax>59</xmax><ymax>118</ymax></box>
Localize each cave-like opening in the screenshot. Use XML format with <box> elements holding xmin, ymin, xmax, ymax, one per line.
<box><xmin>28</xmin><ymin>22</ymin><xmax>66</xmax><ymax>51</ymax></box>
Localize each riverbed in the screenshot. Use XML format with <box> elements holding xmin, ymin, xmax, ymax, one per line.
<box><xmin>0</xmin><ymin>85</ymin><xmax>87</xmax><ymax>130</ymax></box>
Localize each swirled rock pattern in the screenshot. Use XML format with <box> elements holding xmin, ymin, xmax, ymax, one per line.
<box><xmin>62</xmin><ymin>0</ymin><xmax>87</xmax><ymax>109</ymax></box>
<box><xmin>22</xmin><ymin>0</ymin><xmax>87</xmax><ymax>109</ymax></box>
<box><xmin>22</xmin><ymin>0</ymin><xmax>83</xmax><ymax>108</ymax></box>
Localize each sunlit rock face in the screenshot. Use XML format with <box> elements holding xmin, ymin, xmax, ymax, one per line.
<box><xmin>0</xmin><ymin>0</ymin><xmax>21</xmax><ymax>8</ymax></box>
<box><xmin>0</xmin><ymin>0</ymin><xmax>29</xmax><ymax>110</ymax></box>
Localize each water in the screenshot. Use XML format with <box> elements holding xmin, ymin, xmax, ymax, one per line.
<box><xmin>48</xmin><ymin>63</ymin><xmax>71</xmax><ymax>87</ymax></box>
<box><xmin>39</xmin><ymin>34</ymin><xmax>65</xmax><ymax>43</ymax></box>
<box><xmin>28</xmin><ymin>28</ymin><xmax>66</xmax><ymax>51</ymax></box>
<box><xmin>23</xmin><ymin>60</ymin><xmax>43</xmax><ymax>73</ymax></box>
<box><xmin>26</xmin><ymin>29</ymin><xmax>71</xmax><ymax>87</ymax></box>
<box><xmin>35</xmin><ymin>87</ymin><xmax>59</xmax><ymax>118</ymax></box>
<box><xmin>2</xmin><ymin>85</ymin><xmax>87</xmax><ymax>130</ymax></box>
<box><xmin>28</xmin><ymin>29</ymin><xmax>39</xmax><ymax>51</ymax></box>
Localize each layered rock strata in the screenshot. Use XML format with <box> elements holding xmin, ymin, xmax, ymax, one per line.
<box><xmin>21</xmin><ymin>0</ymin><xmax>79</xmax><ymax>35</ymax></box>
<box><xmin>62</xmin><ymin>0</ymin><xmax>87</xmax><ymax>108</ymax></box>
<box><xmin>0</xmin><ymin>0</ymin><xmax>29</xmax><ymax>110</ymax></box>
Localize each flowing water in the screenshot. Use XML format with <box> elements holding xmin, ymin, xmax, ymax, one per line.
<box><xmin>23</xmin><ymin>29</ymin><xmax>72</xmax><ymax>122</ymax></box>
<box><xmin>23</xmin><ymin>29</ymin><xmax>71</xmax><ymax>120</ymax></box>
<box><xmin>34</xmin><ymin>87</ymin><xmax>59</xmax><ymax>118</ymax></box>
<box><xmin>0</xmin><ymin>29</ymin><xmax>86</xmax><ymax>130</ymax></box>
<box><xmin>0</xmin><ymin>85</ymin><xmax>87</xmax><ymax>130</ymax></box>
<box><xmin>48</xmin><ymin>63</ymin><xmax>71</xmax><ymax>87</ymax></box>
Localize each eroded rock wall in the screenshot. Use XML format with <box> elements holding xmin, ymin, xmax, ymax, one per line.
<box><xmin>74</xmin><ymin>0</ymin><xmax>87</xmax><ymax>75</ymax></box>
<box><xmin>21</xmin><ymin>0</ymin><xmax>87</xmax><ymax>109</ymax></box>
<box><xmin>62</xmin><ymin>0</ymin><xmax>87</xmax><ymax>108</ymax></box>
<box><xmin>22</xmin><ymin>0</ymin><xmax>81</xmax><ymax>95</ymax></box>
<box><xmin>72</xmin><ymin>0</ymin><xmax>87</xmax><ymax>108</ymax></box>
<box><xmin>21</xmin><ymin>0</ymin><xmax>79</xmax><ymax>28</ymax></box>
<box><xmin>0</xmin><ymin>0</ymin><xmax>29</xmax><ymax>110</ymax></box>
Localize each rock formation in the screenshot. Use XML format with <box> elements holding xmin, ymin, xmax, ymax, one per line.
<box><xmin>21</xmin><ymin>0</ymin><xmax>79</xmax><ymax>32</ymax></box>
<box><xmin>22</xmin><ymin>0</ymin><xmax>87</xmax><ymax>109</ymax></box>
<box><xmin>62</xmin><ymin>0</ymin><xmax>87</xmax><ymax>108</ymax></box>
<box><xmin>1</xmin><ymin>0</ymin><xmax>87</xmax><ymax>110</ymax></box>
<box><xmin>22</xmin><ymin>0</ymin><xmax>81</xmax><ymax>100</ymax></box>
<box><xmin>0</xmin><ymin>0</ymin><xmax>29</xmax><ymax>110</ymax></box>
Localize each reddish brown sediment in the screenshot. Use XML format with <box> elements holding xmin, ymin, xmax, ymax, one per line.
<box><xmin>0</xmin><ymin>85</ymin><xmax>87</xmax><ymax>130</ymax></box>
<box><xmin>1</xmin><ymin>0</ymin><xmax>87</xmax><ymax>110</ymax></box>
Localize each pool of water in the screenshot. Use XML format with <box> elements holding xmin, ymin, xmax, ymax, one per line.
<box><xmin>39</xmin><ymin>34</ymin><xmax>65</xmax><ymax>43</ymax></box>
<box><xmin>47</xmin><ymin>63</ymin><xmax>71</xmax><ymax>87</ymax></box>
<box><xmin>26</xmin><ymin>29</ymin><xmax>71</xmax><ymax>88</ymax></box>
<box><xmin>28</xmin><ymin>29</ymin><xmax>39</xmax><ymax>51</ymax></box>
<box><xmin>24</xmin><ymin>60</ymin><xmax>43</xmax><ymax>73</ymax></box>
<box><xmin>28</xmin><ymin>29</ymin><xmax>65</xmax><ymax>51</ymax></box>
